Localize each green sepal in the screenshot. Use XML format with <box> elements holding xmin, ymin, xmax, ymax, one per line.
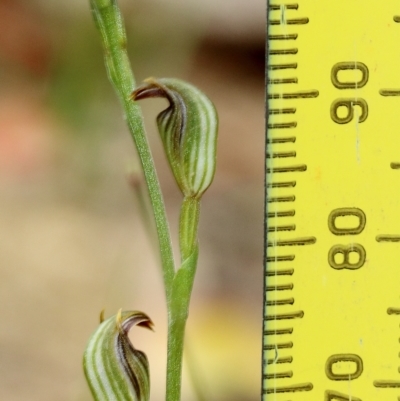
<box><xmin>83</xmin><ymin>310</ymin><xmax>153</xmax><ymax>401</ymax></box>
<box><xmin>131</xmin><ymin>78</ymin><xmax>218</xmax><ymax>199</ymax></box>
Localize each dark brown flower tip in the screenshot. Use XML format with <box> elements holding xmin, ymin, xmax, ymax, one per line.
<box><xmin>131</xmin><ymin>85</ymin><xmax>165</xmax><ymax>101</ymax></box>
<box><xmin>116</xmin><ymin>309</ymin><xmax>155</xmax><ymax>335</ymax></box>
<box><xmin>131</xmin><ymin>78</ymin><xmax>167</xmax><ymax>101</ymax></box>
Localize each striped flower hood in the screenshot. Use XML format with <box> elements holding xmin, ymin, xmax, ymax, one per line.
<box><xmin>83</xmin><ymin>310</ymin><xmax>153</xmax><ymax>401</ymax></box>
<box><xmin>132</xmin><ymin>78</ymin><xmax>218</xmax><ymax>199</ymax></box>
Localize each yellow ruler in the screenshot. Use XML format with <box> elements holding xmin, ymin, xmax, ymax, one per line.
<box><xmin>264</xmin><ymin>1</ymin><xmax>400</xmax><ymax>399</ymax></box>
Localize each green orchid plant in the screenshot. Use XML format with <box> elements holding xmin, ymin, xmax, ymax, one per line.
<box><xmin>84</xmin><ymin>1</ymin><xmax>218</xmax><ymax>401</ymax></box>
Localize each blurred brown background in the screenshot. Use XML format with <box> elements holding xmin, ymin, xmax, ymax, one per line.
<box><xmin>0</xmin><ymin>0</ymin><xmax>265</xmax><ymax>400</ymax></box>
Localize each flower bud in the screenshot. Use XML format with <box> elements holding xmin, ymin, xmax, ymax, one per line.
<box><xmin>83</xmin><ymin>310</ymin><xmax>153</xmax><ymax>401</ymax></box>
<box><xmin>131</xmin><ymin>78</ymin><xmax>218</xmax><ymax>199</ymax></box>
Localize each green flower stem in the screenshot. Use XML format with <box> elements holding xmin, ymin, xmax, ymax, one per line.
<box><xmin>90</xmin><ymin>2</ymin><xmax>202</xmax><ymax>401</ymax></box>
<box><xmin>166</xmin><ymin>313</ymin><xmax>187</xmax><ymax>401</ymax></box>
<box><xmin>90</xmin><ymin>0</ymin><xmax>175</xmax><ymax>300</ymax></box>
<box><xmin>168</xmin><ymin>244</ymin><xmax>199</xmax><ymax>401</ymax></box>
<box><xmin>179</xmin><ymin>197</ymin><xmax>200</xmax><ymax>262</ymax></box>
<box><xmin>165</xmin><ymin>197</ymin><xmax>200</xmax><ymax>401</ymax></box>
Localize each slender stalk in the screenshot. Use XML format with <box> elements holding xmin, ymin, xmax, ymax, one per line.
<box><xmin>90</xmin><ymin>0</ymin><xmax>175</xmax><ymax>300</ymax></box>
<box><xmin>166</xmin><ymin>314</ymin><xmax>187</xmax><ymax>401</ymax></box>
<box><xmin>130</xmin><ymin>76</ymin><xmax>217</xmax><ymax>401</ymax></box>
<box><xmin>90</xmin><ymin>2</ymin><xmax>209</xmax><ymax>400</ymax></box>
<box><xmin>166</xmin><ymin>198</ymin><xmax>200</xmax><ymax>401</ymax></box>
<box><xmin>179</xmin><ymin>197</ymin><xmax>200</xmax><ymax>261</ymax></box>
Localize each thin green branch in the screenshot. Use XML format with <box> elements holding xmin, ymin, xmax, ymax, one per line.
<box><xmin>90</xmin><ymin>3</ymin><xmax>217</xmax><ymax>401</ymax></box>
<box><xmin>179</xmin><ymin>197</ymin><xmax>200</xmax><ymax>262</ymax></box>
<box><xmin>167</xmin><ymin>244</ymin><xmax>199</xmax><ymax>401</ymax></box>
<box><xmin>90</xmin><ymin>0</ymin><xmax>175</xmax><ymax>300</ymax></box>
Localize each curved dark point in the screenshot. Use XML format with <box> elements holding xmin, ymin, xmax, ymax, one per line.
<box><xmin>131</xmin><ymin>85</ymin><xmax>165</xmax><ymax>101</ymax></box>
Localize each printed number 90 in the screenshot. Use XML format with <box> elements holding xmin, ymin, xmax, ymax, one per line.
<box><xmin>330</xmin><ymin>62</ymin><xmax>369</xmax><ymax>124</ymax></box>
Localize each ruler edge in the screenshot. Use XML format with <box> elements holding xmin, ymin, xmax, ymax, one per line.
<box><xmin>262</xmin><ymin>0</ymin><xmax>271</xmax><ymax>398</ymax></box>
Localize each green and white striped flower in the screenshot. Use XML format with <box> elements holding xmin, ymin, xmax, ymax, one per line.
<box><xmin>131</xmin><ymin>78</ymin><xmax>218</xmax><ymax>199</ymax></box>
<box><xmin>83</xmin><ymin>310</ymin><xmax>153</xmax><ymax>401</ymax></box>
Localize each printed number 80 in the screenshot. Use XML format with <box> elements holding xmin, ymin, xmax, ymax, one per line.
<box><xmin>328</xmin><ymin>208</ymin><xmax>366</xmax><ymax>270</ymax></box>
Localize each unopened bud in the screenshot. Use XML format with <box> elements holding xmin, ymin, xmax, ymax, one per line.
<box><xmin>83</xmin><ymin>310</ymin><xmax>153</xmax><ymax>401</ymax></box>
<box><xmin>131</xmin><ymin>78</ymin><xmax>218</xmax><ymax>199</ymax></box>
